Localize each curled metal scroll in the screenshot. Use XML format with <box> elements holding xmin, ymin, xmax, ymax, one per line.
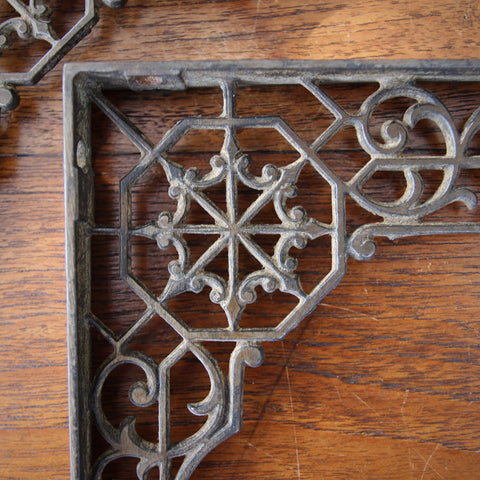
<box><xmin>65</xmin><ymin>61</ymin><xmax>480</xmax><ymax>479</ymax></box>
<box><xmin>0</xmin><ymin>0</ymin><xmax>126</xmax><ymax>112</ymax></box>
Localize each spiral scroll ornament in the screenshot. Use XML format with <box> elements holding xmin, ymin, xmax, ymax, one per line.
<box><xmin>65</xmin><ymin>61</ymin><xmax>480</xmax><ymax>480</ymax></box>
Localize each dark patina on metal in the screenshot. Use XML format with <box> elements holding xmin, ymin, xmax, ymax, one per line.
<box><xmin>0</xmin><ymin>0</ymin><xmax>126</xmax><ymax>112</ymax></box>
<box><xmin>64</xmin><ymin>60</ymin><xmax>480</xmax><ymax>480</ymax></box>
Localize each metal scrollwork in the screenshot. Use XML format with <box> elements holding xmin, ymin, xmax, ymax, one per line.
<box><xmin>0</xmin><ymin>0</ymin><xmax>126</xmax><ymax>112</ymax></box>
<box><xmin>0</xmin><ymin>1</ymin><xmax>56</xmax><ymax>51</ymax></box>
<box><xmin>65</xmin><ymin>61</ymin><xmax>480</xmax><ymax>479</ymax></box>
<box><xmin>125</xmin><ymin>116</ymin><xmax>332</xmax><ymax>332</ymax></box>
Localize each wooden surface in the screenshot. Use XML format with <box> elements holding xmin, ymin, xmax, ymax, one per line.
<box><xmin>2</xmin><ymin>1</ymin><xmax>480</xmax><ymax>479</ymax></box>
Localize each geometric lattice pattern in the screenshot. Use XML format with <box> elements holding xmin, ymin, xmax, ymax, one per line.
<box><xmin>64</xmin><ymin>61</ymin><xmax>480</xmax><ymax>480</ymax></box>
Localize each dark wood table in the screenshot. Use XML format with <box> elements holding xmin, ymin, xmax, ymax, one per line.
<box><xmin>1</xmin><ymin>2</ymin><xmax>480</xmax><ymax>479</ymax></box>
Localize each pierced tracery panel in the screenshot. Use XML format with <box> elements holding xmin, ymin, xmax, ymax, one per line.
<box><xmin>64</xmin><ymin>61</ymin><xmax>480</xmax><ymax>480</ymax></box>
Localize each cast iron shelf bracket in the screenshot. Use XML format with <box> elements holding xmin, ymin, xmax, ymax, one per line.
<box><xmin>0</xmin><ymin>0</ymin><xmax>126</xmax><ymax>112</ymax></box>
<box><xmin>64</xmin><ymin>60</ymin><xmax>480</xmax><ymax>480</ymax></box>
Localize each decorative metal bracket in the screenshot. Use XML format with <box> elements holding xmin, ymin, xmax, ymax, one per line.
<box><xmin>0</xmin><ymin>0</ymin><xmax>126</xmax><ymax>112</ymax></box>
<box><xmin>64</xmin><ymin>60</ymin><xmax>480</xmax><ymax>479</ymax></box>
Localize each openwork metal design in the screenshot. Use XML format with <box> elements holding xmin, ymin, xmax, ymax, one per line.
<box><xmin>121</xmin><ymin>104</ymin><xmax>340</xmax><ymax>339</ymax></box>
<box><xmin>65</xmin><ymin>61</ymin><xmax>480</xmax><ymax>480</ymax></box>
<box><xmin>0</xmin><ymin>0</ymin><xmax>126</xmax><ymax>111</ymax></box>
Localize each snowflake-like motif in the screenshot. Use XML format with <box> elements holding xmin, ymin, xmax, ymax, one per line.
<box><xmin>122</xmin><ymin>118</ymin><xmax>341</xmax><ymax>334</ymax></box>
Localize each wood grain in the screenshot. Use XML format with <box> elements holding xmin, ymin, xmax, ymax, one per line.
<box><xmin>2</xmin><ymin>1</ymin><xmax>480</xmax><ymax>479</ymax></box>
